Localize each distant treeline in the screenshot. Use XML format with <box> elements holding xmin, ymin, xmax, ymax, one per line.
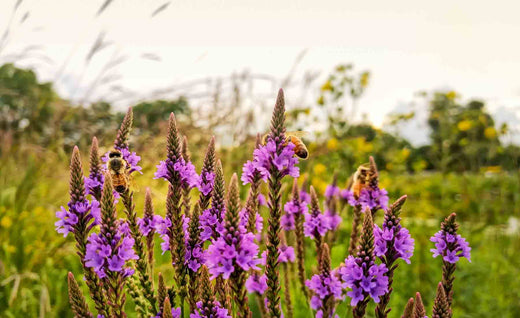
<box><xmin>1</xmin><ymin>63</ymin><xmax>519</xmax><ymax>173</ymax></box>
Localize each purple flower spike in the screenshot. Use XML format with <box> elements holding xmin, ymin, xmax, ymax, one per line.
<box><xmin>430</xmin><ymin>222</ymin><xmax>471</xmax><ymax>264</ymax></box>
<box><xmin>241</xmin><ymin>139</ymin><xmax>300</xmax><ymax>185</ymax></box>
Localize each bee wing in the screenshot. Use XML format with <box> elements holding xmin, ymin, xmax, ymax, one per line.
<box><xmin>286</xmin><ymin>131</ymin><xmax>309</xmax><ymax>138</ymax></box>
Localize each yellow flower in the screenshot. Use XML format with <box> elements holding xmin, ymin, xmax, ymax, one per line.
<box><xmin>1</xmin><ymin>216</ymin><xmax>12</xmax><ymax>228</ymax></box>
<box><xmin>446</xmin><ymin>91</ymin><xmax>457</xmax><ymax>100</ymax></box>
<box><xmin>327</xmin><ymin>138</ymin><xmax>338</xmax><ymax>150</ymax></box>
<box><xmin>484</xmin><ymin>127</ymin><xmax>497</xmax><ymax>139</ymax></box>
<box><xmin>457</xmin><ymin>120</ymin><xmax>472</xmax><ymax>131</ymax></box>
<box><xmin>321</xmin><ymin>80</ymin><xmax>333</xmax><ymax>92</ymax></box>
<box><xmin>314</xmin><ymin>163</ymin><xmax>326</xmax><ymax>175</ymax></box>
<box><xmin>311</xmin><ymin>177</ymin><xmax>328</xmax><ymax>194</ymax></box>
<box><xmin>401</xmin><ymin>148</ymin><xmax>411</xmax><ymax>159</ymax></box>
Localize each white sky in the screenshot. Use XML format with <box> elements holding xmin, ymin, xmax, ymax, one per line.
<box><xmin>1</xmin><ymin>0</ymin><xmax>520</xmax><ymax>130</ymax></box>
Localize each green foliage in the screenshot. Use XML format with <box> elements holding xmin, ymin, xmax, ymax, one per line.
<box><xmin>0</xmin><ymin>63</ymin><xmax>55</xmax><ymax>145</ymax></box>
<box><xmin>426</xmin><ymin>91</ymin><xmax>503</xmax><ymax>172</ymax></box>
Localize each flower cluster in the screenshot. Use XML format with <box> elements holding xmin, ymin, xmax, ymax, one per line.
<box><xmin>242</xmin><ymin>140</ymin><xmax>299</xmax><ymax>185</ymax></box>
<box><xmin>206</xmin><ymin>229</ymin><xmax>261</xmax><ymax>279</ymax></box>
<box><xmin>306</xmin><ymin>272</ymin><xmax>344</xmax><ymax>315</ymax></box>
<box><xmin>190</xmin><ymin>300</ymin><xmax>231</xmax><ymax>318</ymax></box>
<box><xmin>245</xmin><ymin>272</ymin><xmax>268</xmax><ymax>294</ymax></box>
<box><xmin>137</xmin><ymin>214</ymin><xmax>162</xmax><ymax>236</ymax></box>
<box><xmin>282</xmin><ymin>196</ymin><xmax>308</xmax><ymax>231</ymax></box>
<box><xmin>430</xmin><ymin>231</ymin><xmax>471</xmax><ymax>264</ymax></box>
<box><xmin>84</xmin><ymin>221</ymin><xmax>138</xmax><ymax>278</ymax></box>
<box><xmin>338</xmin><ymin>256</ymin><xmax>389</xmax><ymax>306</ymax></box>
<box><xmin>374</xmin><ymin>224</ymin><xmax>415</xmax><ymax>264</ymax></box>
<box><xmin>324</xmin><ymin>184</ymin><xmax>340</xmax><ymax>199</ymax></box>
<box><xmin>85</xmin><ymin>173</ymin><xmax>104</xmax><ymax>197</ymax></box>
<box><xmin>55</xmin><ymin>200</ymin><xmax>100</xmax><ymax>237</ymax></box>
<box><xmin>197</xmin><ymin>170</ymin><xmax>215</xmax><ymax>196</ymax></box>
<box><xmin>239</xmin><ymin>208</ymin><xmax>263</xmax><ymax>237</ymax></box>
<box><xmin>341</xmin><ymin>188</ymin><xmax>389</xmax><ymax>211</ymax></box>
<box><xmin>278</xmin><ymin>244</ymin><xmax>295</xmax><ymax>263</ymax></box>
<box><xmin>155</xmin><ymin>158</ymin><xmax>199</xmax><ymax>188</ymax></box>
<box><xmin>304</xmin><ymin>211</ymin><xmax>329</xmax><ymax>239</ymax></box>
<box><xmin>324</xmin><ymin>209</ymin><xmax>342</xmax><ymax>231</ymax></box>
<box><xmin>154</xmin><ymin>307</ymin><xmax>181</xmax><ymax>318</ymax></box>
<box><xmin>185</xmin><ymin>232</ymin><xmax>205</xmax><ymax>272</ymax></box>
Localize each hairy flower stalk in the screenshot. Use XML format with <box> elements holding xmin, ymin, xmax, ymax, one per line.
<box><xmin>67</xmin><ymin>272</ymin><xmax>93</xmax><ymax>318</ymax></box>
<box><xmin>286</xmin><ymin>179</ymin><xmax>308</xmax><ymax>299</ymax></box>
<box><xmin>89</xmin><ymin>173</ymin><xmax>137</xmax><ymax>317</ymax></box>
<box><xmin>375</xmin><ymin>195</ymin><xmax>415</xmax><ymax>318</ymax></box>
<box><xmin>305</xmin><ymin>243</ymin><xmax>343</xmax><ymax>318</ymax></box>
<box><xmin>191</xmin><ymin>266</ymin><xmax>232</xmax><ymax>318</ymax></box>
<box><xmin>402</xmin><ymin>298</ymin><xmax>414</xmax><ymax>318</ymax></box>
<box><xmin>57</xmin><ymin>147</ymin><xmax>109</xmax><ymax>317</ymax></box>
<box><xmin>157</xmin><ymin>272</ymin><xmax>175</xmax><ymax>316</ymax></box>
<box><xmin>85</xmin><ymin>137</ymin><xmax>104</xmax><ymax>201</ymax></box>
<box><xmin>264</xmin><ymin>89</ymin><xmax>300</xmax><ymax>318</ymax></box>
<box><xmin>412</xmin><ymin>292</ymin><xmax>426</xmax><ymax>318</ymax></box>
<box><xmin>207</xmin><ymin>174</ymin><xmax>260</xmax><ymax>318</ymax></box>
<box><xmin>432</xmin><ymin>282</ymin><xmax>451</xmax><ymax>318</ymax></box>
<box><xmin>114</xmin><ymin>107</ymin><xmax>133</xmax><ymax>150</ymax></box>
<box><xmin>338</xmin><ymin>211</ymin><xmax>389</xmax><ymax>318</ymax></box>
<box><xmin>186</xmin><ymin>203</ymin><xmax>204</xmax><ymax>312</ymax></box>
<box><xmin>430</xmin><ymin>213</ymin><xmax>471</xmax><ymax>308</ymax></box>
<box><xmin>304</xmin><ymin>186</ymin><xmax>329</xmax><ymax>265</ymax></box>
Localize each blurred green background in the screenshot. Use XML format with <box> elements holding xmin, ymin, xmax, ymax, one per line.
<box><xmin>1</xmin><ymin>60</ymin><xmax>519</xmax><ymax>318</ymax></box>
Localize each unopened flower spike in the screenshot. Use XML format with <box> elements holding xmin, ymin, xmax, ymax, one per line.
<box><xmin>432</xmin><ymin>282</ymin><xmax>451</xmax><ymax>318</ymax></box>
<box><xmin>304</xmin><ymin>186</ymin><xmax>329</xmax><ymax>258</ymax></box>
<box><xmin>402</xmin><ymin>297</ymin><xmax>415</xmax><ymax>318</ymax></box>
<box><xmin>67</xmin><ymin>272</ymin><xmax>93</xmax><ymax>318</ymax></box>
<box><xmin>196</xmin><ymin>136</ymin><xmax>216</xmax><ymax>209</ymax></box>
<box><xmin>413</xmin><ymin>292</ymin><xmax>427</xmax><ymax>318</ymax></box>
<box><xmin>85</xmin><ymin>136</ymin><xmax>104</xmax><ymax>201</ymax></box>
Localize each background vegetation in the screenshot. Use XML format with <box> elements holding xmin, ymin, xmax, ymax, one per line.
<box><xmin>1</xmin><ymin>58</ymin><xmax>520</xmax><ymax>317</ymax></box>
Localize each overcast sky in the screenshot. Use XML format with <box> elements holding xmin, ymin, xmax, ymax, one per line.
<box><xmin>1</xmin><ymin>0</ymin><xmax>519</xmax><ymax>131</ymax></box>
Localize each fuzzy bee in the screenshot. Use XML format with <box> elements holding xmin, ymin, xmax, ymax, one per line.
<box><xmin>346</xmin><ymin>163</ymin><xmax>372</xmax><ymax>198</ymax></box>
<box><xmin>262</xmin><ymin>131</ymin><xmax>309</xmax><ymax>160</ymax></box>
<box><xmin>107</xmin><ymin>150</ymin><xmax>129</xmax><ymax>193</ymax></box>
